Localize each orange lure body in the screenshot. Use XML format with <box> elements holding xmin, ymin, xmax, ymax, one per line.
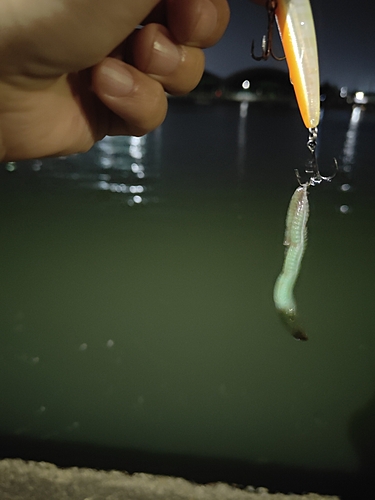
<box><xmin>275</xmin><ymin>0</ymin><xmax>320</xmax><ymax>128</ymax></box>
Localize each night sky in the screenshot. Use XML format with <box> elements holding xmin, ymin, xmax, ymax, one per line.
<box><xmin>204</xmin><ymin>0</ymin><xmax>375</xmax><ymax>91</ymax></box>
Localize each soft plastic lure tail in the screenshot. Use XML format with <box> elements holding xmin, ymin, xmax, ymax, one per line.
<box><xmin>273</xmin><ymin>184</ymin><xmax>309</xmax><ymax>341</ymax></box>
<box><xmin>275</xmin><ymin>0</ymin><xmax>320</xmax><ymax>129</ymax></box>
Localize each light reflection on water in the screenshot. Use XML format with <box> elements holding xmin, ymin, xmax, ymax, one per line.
<box><xmin>0</xmin><ymin>101</ymin><xmax>375</xmax><ymax>483</ymax></box>
<box><xmin>342</xmin><ymin>105</ymin><xmax>362</xmax><ymax>174</ymax></box>
<box><xmin>336</xmin><ymin>105</ymin><xmax>363</xmax><ymax>216</ymax></box>
<box><xmin>4</xmin><ymin>134</ymin><xmax>161</xmax><ymax>206</ymax></box>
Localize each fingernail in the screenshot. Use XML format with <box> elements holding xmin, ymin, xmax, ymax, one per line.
<box><xmin>150</xmin><ymin>31</ymin><xmax>181</xmax><ymax>76</ymax></box>
<box><xmin>100</xmin><ymin>59</ymin><xmax>134</xmax><ymax>97</ymax></box>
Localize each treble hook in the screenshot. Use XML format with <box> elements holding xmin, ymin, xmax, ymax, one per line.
<box><xmin>295</xmin><ymin>127</ymin><xmax>339</xmax><ymax>187</ymax></box>
<box><xmin>251</xmin><ymin>0</ymin><xmax>285</xmax><ymax>61</ymax></box>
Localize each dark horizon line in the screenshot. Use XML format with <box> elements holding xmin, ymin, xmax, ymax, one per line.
<box><xmin>202</xmin><ymin>68</ymin><xmax>372</xmax><ymax>94</ymax></box>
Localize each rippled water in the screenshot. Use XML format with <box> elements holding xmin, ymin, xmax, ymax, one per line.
<box><xmin>1</xmin><ymin>100</ymin><xmax>374</xmax><ymax>497</ymax></box>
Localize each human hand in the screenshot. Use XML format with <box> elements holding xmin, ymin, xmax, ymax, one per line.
<box><xmin>0</xmin><ymin>0</ymin><xmax>229</xmax><ymax>161</ymax></box>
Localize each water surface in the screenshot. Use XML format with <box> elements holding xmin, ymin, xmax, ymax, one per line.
<box><xmin>1</xmin><ymin>100</ymin><xmax>374</xmax><ymax>496</ymax></box>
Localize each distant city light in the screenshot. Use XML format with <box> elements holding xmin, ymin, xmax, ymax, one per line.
<box><xmin>5</xmin><ymin>162</ymin><xmax>16</xmax><ymax>172</ymax></box>
<box><xmin>354</xmin><ymin>91</ymin><xmax>367</xmax><ymax>104</ymax></box>
<box><xmin>340</xmin><ymin>183</ymin><xmax>351</xmax><ymax>192</ymax></box>
<box><xmin>340</xmin><ymin>86</ymin><xmax>347</xmax><ymax>98</ymax></box>
<box><xmin>129</xmin><ymin>136</ymin><xmax>143</xmax><ymax>146</ymax></box>
<box><xmin>32</xmin><ymin>160</ymin><xmax>42</xmax><ymax>171</ymax></box>
<box><xmin>340</xmin><ymin>204</ymin><xmax>350</xmax><ymax>214</ymax></box>
<box><xmin>129</xmin><ymin>185</ymin><xmax>144</xmax><ymax>194</ymax></box>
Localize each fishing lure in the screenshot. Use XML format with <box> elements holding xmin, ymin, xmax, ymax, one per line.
<box><xmin>252</xmin><ymin>0</ymin><xmax>320</xmax><ymax>129</ymax></box>
<box><xmin>276</xmin><ymin>0</ymin><xmax>320</xmax><ymax>129</ymax></box>
<box><xmin>252</xmin><ymin>1</ymin><xmax>338</xmax><ymax>339</ymax></box>
<box><xmin>273</xmin><ymin>184</ymin><xmax>309</xmax><ymax>341</ymax></box>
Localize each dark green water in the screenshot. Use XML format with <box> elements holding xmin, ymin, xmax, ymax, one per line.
<box><xmin>1</xmin><ymin>101</ymin><xmax>374</xmax><ymax>497</ymax></box>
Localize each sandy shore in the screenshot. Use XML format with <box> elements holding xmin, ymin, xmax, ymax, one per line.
<box><xmin>0</xmin><ymin>459</ymin><xmax>340</xmax><ymax>500</ymax></box>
